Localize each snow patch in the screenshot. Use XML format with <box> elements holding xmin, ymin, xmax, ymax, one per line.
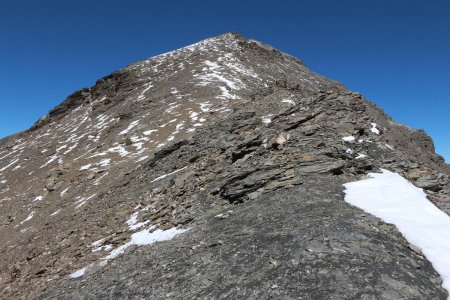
<box><xmin>99</xmin><ymin>158</ymin><xmax>111</xmax><ymax>167</ymax></box>
<box><xmin>126</xmin><ymin>212</ymin><xmax>150</xmax><ymax>231</ymax></box>
<box><xmin>342</xmin><ymin>136</ymin><xmax>355</xmax><ymax>143</ymax></box>
<box><xmin>20</xmin><ymin>211</ymin><xmax>34</xmax><ymax>224</ymax></box>
<box><xmin>104</xmin><ymin>227</ymin><xmax>188</xmax><ymax>260</ymax></box>
<box><xmin>261</xmin><ymin>115</ymin><xmax>273</xmax><ymax>125</ymax></box>
<box><xmin>150</xmin><ymin>166</ymin><xmax>187</xmax><ymax>183</ymax></box>
<box><xmin>33</xmin><ymin>196</ymin><xmax>43</xmax><ymax>202</ymax></box>
<box><xmin>143</xmin><ymin>129</ymin><xmax>157</xmax><ymax>136</ymax></box>
<box><xmin>281</xmin><ymin>99</ymin><xmax>296</xmax><ymax>106</ymax></box>
<box><xmin>355</xmin><ymin>153</ymin><xmax>367</xmax><ymax>160</ymax></box>
<box><xmin>119</xmin><ymin>120</ymin><xmax>140</xmax><ymax>135</ymax></box>
<box><xmin>60</xmin><ymin>187</ymin><xmax>69</xmax><ymax>197</ymax></box>
<box><xmin>370</xmin><ymin>123</ymin><xmax>380</xmax><ymax>135</ymax></box>
<box><xmin>137</xmin><ymin>155</ymin><xmax>149</xmax><ymax>162</ymax></box>
<box><xmin>69</xmin><ymin>267</ymin><xmax>86</xmax><ymax>278</ymax></box>
<box><xmin>344</xmin><ymin>169</ymin><xmax>450</xmax><ymax>296</ymax></box>
<box><xmin>50</xmin><ymin>209</ymin><xmax>61</xmax><ymax>216</ymax></box>
<box><xmin>79</xmin><ymin>164</ymin><xmax>92</xmax><ymax>171</ymax></box>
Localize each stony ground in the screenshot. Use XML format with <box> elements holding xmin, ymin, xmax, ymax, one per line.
<box><xmin>0</xmin><ymin>33</ymin><xmax>449</xmax><ymax>299</ymax></box>
<box><xmin>35</xmin><ymin>177</ymin><xmax>447</xmax><ymax>299</ymax></box>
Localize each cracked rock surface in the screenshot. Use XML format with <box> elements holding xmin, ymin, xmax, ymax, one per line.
<box><xmin>0</xmin><ymin>32</ymin><xmax>448</xmax><ymax>299</ymax></box>
<box><xmin>35</xmin><ymin>177</ymin><xmax>447</xmax><ymax>299</ymax></box>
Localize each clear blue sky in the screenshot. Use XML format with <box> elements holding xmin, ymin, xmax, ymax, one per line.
<box><xmin>1</xmin><ymin>0</ymin><xmax>449</xmax><ymax>162</ymax></box>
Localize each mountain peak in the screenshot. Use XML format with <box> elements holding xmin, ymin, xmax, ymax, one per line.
<box><xmin>28</xmin><ymin>32</ymin><xmax>339</xmax><ymax>134</ymax></box>
<box><xmin>1</xmin><ymin>34</ymin><xmax>449</xmax><ymax>299</ymax></box>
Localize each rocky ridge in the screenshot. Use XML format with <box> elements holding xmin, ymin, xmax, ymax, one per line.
<box><xmin>0</xmin><ymin>33</ymin><xmax>449</xmax><ymax>299</ymax></box>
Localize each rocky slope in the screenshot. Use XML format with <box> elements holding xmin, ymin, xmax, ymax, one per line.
<box><xmin>0</xmin><ymin>32</ymin><xmax>449</xmax><ymax>299</ymax></box>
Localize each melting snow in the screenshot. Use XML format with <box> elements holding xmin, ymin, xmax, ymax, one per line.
<box><xmin>137</xmin><ymin>155</ymin><xmax>149</xmax><ymax>162</ymax></box>
<box><xmin>126</xmin><ymin>212</ymin><xmax>150</xmax><ymax>231</ymax></box>
<box><xmin>60</xmin><ymin>187</ymin><xmax>69</xmax><ymax>197</ymax></box>
<box><xmin>137</xmin><ymin>83</ymin><xmax>153</xmax><ymax>101</ymax></box>
<box><xmin>92</xmin><ymin>244</ymin><xmax>112</xmax><ymax>252</ymax></box>
<box><xmin>150</xmin><ymin>166</ymin><xmax>187</xmax><ymax>183</ymax></box>
<box><xmin>75</xmin><ymin>194</ymin><xmax>97</xmax><ymax>209</ymax></box>
<box><xmin>143</xmin><ymin>129</ymin><xmax>157</xmax><ymax>136</ymax></box>
<box><xmin>189</xmin><ymin>111</ymin><xmax>199</xmax><ymax>122</ymax></box>
<box><xmin>69</xmin><ymin>267</ymin><xmax>87</xmax><ymax>278</ymax></box>
<box><xmin>33</xmin><ymin>196</ymin><xmax>43</xmax><ymax>202</ymax></box>
<box><xmin>344</xmin><ymin>169</ymin><xmax>450</xmax><ymax>296</ymax></box>
<box><xmin>200</xmin><ymin>102</ymin><xmax>211</xmax><ymax>112</ymax></box>
<box><xmin>107</xmin><ymin>145</ymin><xmax>129</xmax><ymax>157</ymax></box>
<box><xmin>281</xmin><ymin>99</ymin><xmax>296</xmax><ymax>106</ymax></box>
<box><xmin>261</xmin><ymin>115</ymin><xmax>273</xmax><ymax>125</ymax></box>
<box><xmin>91</xmin><ymin>237</ymin><xmax>106</xmax><ymax>248</ymax></box>
<box><xmin>119</xmin><ymin>120</ymin><xmax>140</xmax><ymax>135</ymax></box>
<box><xmin>355</xmin><ymin>153</ymin><xmax>367</xmax><ymax>159</ymax></box>
<box><xmin>99</xmin><ymin>158</ymin><xmax>111</xmax><ymax>167</ymax></box>
<box><xmin>370</xmin><ymin>123</ymin><xmax>380</xmax><ymax>135</ymax></box>
<box><xmin>20</xmin><ymin>211</ymin><xmax>34</xmax><ymax>224</ymax></box>
<box><xmin>104</xmin><ymin>227</ymin><xmax>188</xmax><ymax>260</ymax></box>
<box><xmin>79</xmin><ymin>164</ymin><xmax>92</xmax><ymax>171</ymax></box>
<box><xmin>50</xmin><ymin>209</ymin><xmax>61</xmax><ymax>216</ymax></box>
<box><xmin>1</xmin><ymin>158</ymin><xmax>19</xmax><ymax>172</ymax></box>
<box><xmin>342</xmin><ymin>136</ymin><xmax>355</xmax><ymax>143</ymax></box>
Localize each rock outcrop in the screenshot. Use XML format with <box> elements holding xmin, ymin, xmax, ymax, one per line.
<box><xmin>0</xmin><ymin>32</ymin><xmax>448</xmax><ymax>299</ymax></box>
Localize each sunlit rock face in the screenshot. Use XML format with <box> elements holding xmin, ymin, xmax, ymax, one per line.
<box><xmin>0</xmin><ymin>33</ymin><xmax>449</xmax><ymax>299</ymax></box>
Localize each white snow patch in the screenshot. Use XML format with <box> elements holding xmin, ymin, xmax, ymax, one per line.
<box><xmin>386</xmin><ymin>143</ymin><xmax>394</xmax><ymax>150</ymax></box>
<box><xmin>50</xmin><ymin>209</ymin><xmax>61</xmax><ymax>216</ymax></box>
<box><xmin>104</xmin><ymin>227</ymin><xmax>188</xmax><ymax>260</ymax></box>
<box><xmin>60</xmin><ymin>187</ymin><xmax>69</xmax><ymax>197</ymax></box>
<box><xmin>107</xmin><ymin>145</ymin><xmax>130</xmax><ymax>157</ymax></box>
<box><xmin>342</xmin><ymin>136</ymin><xmax>356</xmax><ymax>143</ymax></box>
<box><xmin>33</xmin><ymin>196</ymin><xmax>43</xmax><ymax>202</ymax></box>
<box><xmin>344</xmin><ymin>169</ymin><xmax>450</xmax><ymax>296</ymax></box>
<box><xmin>346</xmin><ymin>148</ymin><xmax>353</xmax><ymax>154</ymax></box>
<box><xmin>91</xmin><ymin>237</ymin><xmax>106</xmax><ymax>248</ymax></box>
<box><xmin>281</xmin><ymin>99</ymin><xmax>296</xmax><ymax>106</ymax></box>
<box><xmin>137</xmin><ymin>83</ymin><xmax>153</xmax><ymax>101</ymax></box>
<box><xmin>20</xmin><ymin>211</ymin><xmax>34</xmax><ymax>224</ymax></box>
<box><xmin>119</xmin><ymin>120</ymin><xmax>140</xmax><ymax>135</ymax></box>
<box><xmin>99</xmin><ymin>158</ymin><xmax>111</xmax><ymax>167</ymax></box>
<box><xmin>79</xmin><ymin>164</ymin><xmax>92</xmax><ymax>171</ymax></box>
<box><xmin>200</xmin><ymin>102</ymin><xmax>211</xmax><ymax>112</ymax></box>
<box><xmin>1</xmin><ymin>158</ymin><xmax>19</xmax><ymax>172</ymax></box>
<box><xmin>370</xmin><ymin>123</ymin><xmax>380</xmax><ymax>135</ymax></box>
<box><xmin>150</xmin><ymin>166</ymin><xmax>187</xmax><ymax>183</ymax></box>
<box><xmin>69</xmin><ymin>267</ymin><xmax>86</xmax><ymax>278</ymax></box>
<box><xmin>126</xmin><ymin>212</ymin><xmax>150</xmax><ymax>231</ymax></box>
<box><xmin>355</xmin><ymin>153</ymin><xmax>367</xmax><ymax>160</ymax></box>
<box><xmin>137</xmin><ymin>155</ymin><xmax>149</xmax><ymax>162</ymax></box>
<box><xmin>189</xmin><ymin>111</ymin><xmax>199</xmax><ymax>122</ymax></box>
<box><xmin>218</xmin><ymin>86</ymin><xmax>238</xmax><ymax>100</ymax></box>
<box><xmin>92</xmin><ymin>244</ymin><xmax>112</xmax><ymax>252</ymax></box>
<box><xmin>143</xmin><ymin>129</ymin><xmax>157</xmax><ymax>136</ymax></box>
<box><xmin>75</xmin><ymin>194</ymin><xmax>97</xmax><ymax>209</ymax></box>
<box><xmin>261</xmin><ymin>115</ymin><xmax>273</xmax><ymax>125</ymax></box>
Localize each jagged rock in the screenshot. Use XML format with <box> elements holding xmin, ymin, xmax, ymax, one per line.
<box><xmin>415</xmin><ymin>176</ymin><xmax>442</xmax><ymax>192</ymax></box>
<box><xmin>0</xmin><ymin>32</ymin><xmax>448</xmax><ymax>299</ymax></box>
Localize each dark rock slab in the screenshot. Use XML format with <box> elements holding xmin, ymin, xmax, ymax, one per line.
<box><xmin>34</xmin><ymin>176</ymin><xmax>447</xmax><ymax>299</ymax></box>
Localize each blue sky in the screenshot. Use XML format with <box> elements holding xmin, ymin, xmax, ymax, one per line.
<box><xmin>0</xmin><ymin>0</ymin><xmax>449</xmax><ymax>162</ymax></box>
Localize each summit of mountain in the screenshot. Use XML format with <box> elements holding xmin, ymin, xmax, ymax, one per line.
<box><xmin>0</xmin><ymin>33</ymin><xmax>449</xmax><ymax>299</ymax></box>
